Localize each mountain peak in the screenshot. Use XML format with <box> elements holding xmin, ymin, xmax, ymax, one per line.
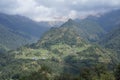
<box><xmin>68</xmin><ymin>18</ymin><xmax>73</xmax><ymax>22</ymax></box>
<box><xmin>60</xmin><ymin>18</ymin><xmax>78</xmax><ymax>28</ymax></box>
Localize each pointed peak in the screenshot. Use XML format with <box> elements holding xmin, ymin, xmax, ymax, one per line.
<box><xmin>66</xmin><ymin>18</ymin><xmax>77</xmax><ymax>25</ymax></box>
<box><xmin>66</xmin><ymin>18</ymin><xmax>76</xmax><ymax>24</ymax></box>
<box><xmin>60</xmin><ymin>18</ymin><xmax>78</xmax><ymax>28</ymax></box>
<box><xmin>67</xmin><ymin>18</ymin><xmax>73</xmax><ymax>22</ymax></box>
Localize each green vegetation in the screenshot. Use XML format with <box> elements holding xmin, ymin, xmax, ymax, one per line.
<box><xmin>78</xmin><ymin>19</ymin><xmax>106</xmax><ymax>42</ymax></box>
<box><xmin>0</xmin><ymin>24</ymin><xmax>30</xmax><ymax>49</ymax></box>
<box><xmin>60</xmin><ymin>19</ymin><xmax>105</xmax><ymax>42</ymax></box>
<box><xmin>0</xmin><ymin>13</ymin><xmax>49</xmax><ymax>49</ymax></box>
<box><xmin>115</xmin><ymin>64</ymin><xmax>120</xmax><ymax>80</ymax></box>
<box><xmin>19</xmin><ymin>64</ymin><xmax>115</xmax><ymax>80</ymax></box>
<box><xmin>99</xmin><ymin>25</ymin><xmax>120</xmax><ymax>59</ymax></box>
<box><xmin>7</xmin><ymin>19</ymin><xmax>118</xmax><ymax>80</ymax></box>
<box><xmin>0</xmin><ymin>9</ymin><xmax>120</xmax><ymax>80</ymax></box>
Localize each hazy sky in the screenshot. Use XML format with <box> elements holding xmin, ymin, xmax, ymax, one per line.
<box><xmin>0</xmin><ymin>0</ymin><xmax>120</xmax><ymax>21</ymax></box>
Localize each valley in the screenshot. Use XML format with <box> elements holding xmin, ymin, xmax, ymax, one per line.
<box><xmin>0</xmin><ymin>9</ymin><xmax>120</xmax><ymax>80</ymax></box>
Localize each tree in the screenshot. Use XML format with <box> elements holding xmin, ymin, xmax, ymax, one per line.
<box><xmin>80</xmin><ymin>67</ymin><xmax>92</xmax><ymax>80</ymax></box>
<box><xmin>115</xmin><ymin>64</ymin><xmax>120</xmax><ymax>80</ymax></box>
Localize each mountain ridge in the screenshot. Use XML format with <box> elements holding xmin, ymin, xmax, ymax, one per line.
<box><xmin>99</xmin><ymin>24</ymin><xmax>120</xmax><ymax>55</ymax></box>
<box><xmin>0</xmin><ymin>13</ymin><xmax>51</xmax><ymax>49</ymax></box>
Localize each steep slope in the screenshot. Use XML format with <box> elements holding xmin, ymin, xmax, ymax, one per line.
<box><xmin>0</xmin><ymin>13</ymin><xmax>50</xmax><ymax>39</ymax></box>
<box><xmin>49</xmin><ymin>19</ymin><xmax>105</xmax><ymax>42</ymax></box>
<box><xmin>34</xmin><ymin>19</ymin><xmax>105</xmax><ymax>47</ymax></box>
<box><xmin>34</xmin><ymin>23</ymin><xmax>87</xmax><ymax>48</ymax></box>
<box><xmin>1</xmin><ymin>19</ymin><xmax>118</xmax><ymax>79</ymax></box>
<box><xmin>98</xmin><ymin>9</ymin><xmax>120</xmax><ymax>32</ymax></box>
<box><xmin>78</xmin><ymin>19</ymin><xmax>105</xmax><ymax>41</ymax></box>
<box><xmin>0</xmin><ymin>24</ymin><xmax>31</xmax><ymax>49</ymax></box>
<box><xmin>0</xmin><ymin>13</ymin><xmax>51</xmax><ymax>49</ymax></box>
<box><xmin>81</xmin><ymin>9</ymin><xmax>120</xmax><ymax>32</ymax></box>
<box><xmin>13</xmin><ymin>19</ymin><xmax>117</xmax><ymax>67</ymax></box>
<box><xmin>99</xmin><ymin>24</ymin><xmax>120</xmax><ymax>55</ymax></box>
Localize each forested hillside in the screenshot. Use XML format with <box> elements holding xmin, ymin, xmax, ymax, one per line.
<box><xmin>0</xmin><ymin>13</ymin><xmax>50</xmax><ymax>49</ymax></box>
<box><xmin>0</xmin><ymin>9</ymin><xmax>120</xmax><ymax>80</ymax></box>
<box><xmin>0</xmin><ymin>24</ymin><xmax>30</xmax><ymax>49</ymax></box>
<box><xmin>4</xmin><ymin>18</ymin><xmax>118</xmax><ymax>80</ymax></box>
<box><xmin>99</xmin><ymin>24</ymin><xmax>120</xmax><ymax>56</ymax></box>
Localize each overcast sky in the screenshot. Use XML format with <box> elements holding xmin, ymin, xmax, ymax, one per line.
<box><xmin>0</xmin><ymin>0</ymin><xmax>120</xmax><ymax>21</ymax></box>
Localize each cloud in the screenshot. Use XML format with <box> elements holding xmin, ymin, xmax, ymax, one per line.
<box><xmin>0</xmin><ymin>0</ymin><xmax>120</xmax><ymax>21</ymax></box>
<box><xmin>0</xmin><ymin>0</ymin><xmax>18</xmax><ymax>13</ymax></box>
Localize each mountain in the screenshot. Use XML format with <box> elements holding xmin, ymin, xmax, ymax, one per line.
<box><xmin>33</xmin><ymin>19</ymin><xmax>105</xmax><ymax>48</ymax></box>
<box><xmin>34</xmin><ymin>19</ymin><xmax>87</xmax><ymax>48</ymax></box>
<box><xmin>99</xmin><ymin>24</ymin><xmax>120</xmax><ymax>55</ymax></box>
<box><xmin>87</xmin><ymin>9</ymin><xmax>120</xmax><ymax>32</ymax></box>
<box><xmin>13</xmin><ymin>19</ymin><xmax>117</xmax><ymax>66</ymax></box>
<box><xmin>11</xmin><ymin>19</ymin><xmax>117</xmax><ymax>75</ymax></box>
<box><xmin>64</xmin><ymin>19</ymin><xmax>105</xmax><ymax>42</ymax></box>
<box><xmin>0</xmin><ymin>9</ymin><xmax>120</xmax><ymax>80</ymax></box>
<box><xmin>98</xmin><ymin>9</ymin><xmax>120</xmax><ymax>32</ymax></box>
<box><xmin>0</xmin><ymin>18</ymin><xmax>118</xmax><ymax>80</ymax></box>
<box><xmin>0</xmin><ymin>13</ymin><xmax>50</xmax><ymax>38</ymax></box>
<box><xmin>81</xmin><ymin>9</ymin><xmax>120</xmax><ymax>32</ymax></box>
<box><xmin>77</xmin><ymin>19</ymin><xmax>105</xmax><ymax>42</ymax></box>
<box><xmin>0</xmin><ymin>13</ymin><xmax>50</xmax><ymax>49</ymax></box>
<box><xmin>0</xmin><ymin>24</ymin><xmax>32</xmax><ymax>49</ymax></box>
<box><xmin>1</xmin><ymin>9</ymin><xmax>120</xmax><ymax>50</ymax></box>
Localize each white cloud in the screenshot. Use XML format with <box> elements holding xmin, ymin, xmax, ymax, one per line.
<box><xmin>0</xmin><ymin>0</ymin><xmax>120</xmax><ymax>21</ymax></box>
<box><xmin>68</xmin><ymin>10</ymin><xmax>77</xmax><ymax>19</ymax></box>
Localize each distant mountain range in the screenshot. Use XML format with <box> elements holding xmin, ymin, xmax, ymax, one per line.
<box><xmin>0</xmin><ymin>9</ymin><xmax>120</xmax><ymax>50</ymax></box>
<box><xmin>84</xmin><ymin>9</ymin><xmax>120</xmax><ymax>32</ymax></box>
<box><xmin>10</xmin><ymin>16</ymin><xmax>118</xmax><ymax>78</ymax></box>
<box><xmin>0</xmin><ymin>13</ymin><xmax>63</xmax><ymax>49</ymax></box>
<box><xmin>98</xmin><ymin>9</ymin><xmax>120</xmax><ymax>32</ymax></box>
<box><xmin>0</xmin><ymin>9</ymin><xmax>120</xmax><ymax>80</ymax></box>
<box><xmin>0</xmin><ymin>24</ymin><xmax>30</xmax><ymax>50</ymax></box>
<box><xmin>99</xmin><ymin>24</ymin><xmax>120</xmax><ymax>55</ymax></box>
<box><xmin>0</xmin><ymin>13</ymin><xmax>48</xmax><ymax>37</ymax></box>
<box><xmin>33</xmin><ymin>19</ymin><xmax>104</xmax><ymax>48</ymax></box>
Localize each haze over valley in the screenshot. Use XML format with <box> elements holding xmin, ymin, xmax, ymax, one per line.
<box><xmin>0</xmin><ymin>0</ymin><xmax>120</xmax><ymax>80</ymax></box>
